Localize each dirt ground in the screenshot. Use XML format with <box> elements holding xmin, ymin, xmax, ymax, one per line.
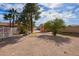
<box><xmin>0</xmin><ymin>32</ymin><xmax>79</xmax><ymax>56</ymax></box>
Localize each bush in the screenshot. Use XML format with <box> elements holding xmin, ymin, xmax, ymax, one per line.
<box><xmin>44</xmin><ymin>18</ymin><xmax>65</xmax><ymax>37</ymax></box>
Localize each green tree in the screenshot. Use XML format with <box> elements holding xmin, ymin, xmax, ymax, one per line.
<box><xmin>23</xmin><ymin>3</ymin><xmax>40</xmax><ymax>33</ymax></box>
<box><xmin>16</xmin><ymin>13</ymin><xmax>28</xmax><ymax>34</ymax></box>
<box><xmin>4</xmin><ymin>14</ymin><xmax>12</xmax><ymax>27</ymax></box>
<box><xmin>44</xmin><ymin>20</ymin><xmax>52</xmax><ymax>32</ymax></box>
<box><xmin>44</xmin><ymin>18</ymin><xmax>65</xmax><ymax>37</ymax></box>
<box><xmin>7</xmin><ymin>8</ymin><xmax>17</xmax><ymax>27</ymax></box>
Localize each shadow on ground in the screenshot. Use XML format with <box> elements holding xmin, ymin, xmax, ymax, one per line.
<box><xmin>0</xmin><ymin>35</ymin><xmax>24</xmax><ymax>48</ymax></box>
<box><xmin>37</xmin><ymin>34</ymin><xmax>71</xmax><ymax>46</ymax></box>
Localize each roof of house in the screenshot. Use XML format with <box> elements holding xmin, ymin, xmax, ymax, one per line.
<box><xmin>0</xmin><ymin>22</ymin><xmax>17</xmax><ymax>27</ymax></box>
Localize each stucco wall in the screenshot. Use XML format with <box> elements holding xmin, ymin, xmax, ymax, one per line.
<box><xmin>62</xmin><ymin>26</ymin><xmax>79</xmax><ymax>33</ymax></box>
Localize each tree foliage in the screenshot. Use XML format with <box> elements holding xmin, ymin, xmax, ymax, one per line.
<box><xmin>4</xmin><ymin>13</ymin><xmax>12</xmax><ymax>27</ymax></box>
<box><xmin>4</xmin><ymin>8</ymin><xmax>18</xmax><ymax>27</ymax></box>
<box><xmin>3</xmin><ymin>3</ymin><xmax>41</xmax><ymax>34</ymax></box>
<box><xmin>44</xmin><ymin>20</ymin><xmax>52</xmax><ymax>32</ymax></box>
<box><xmin>22</xmin><ymin>3</ymin><xmax>40</xmax><ymax>33</ymax></box>
<box><xmin>44</xmin><ymin>18</ymin><xmax>65</xmax><ymax>36</ymax></box>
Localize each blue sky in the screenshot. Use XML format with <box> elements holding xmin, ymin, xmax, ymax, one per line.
<box><xmin>0</xmin><ymin>3</ymin><xmax>79</xmax><ymax>26</ymax></box>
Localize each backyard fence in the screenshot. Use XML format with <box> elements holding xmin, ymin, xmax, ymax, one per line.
<box><xmin>0</xmin><ymin>27</ymin><xmax>18</xmax><ymax>39</ymax></box>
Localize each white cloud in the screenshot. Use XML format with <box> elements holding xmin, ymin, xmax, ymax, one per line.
<box><xmin>36</xmin><ymin>8</ymin><xmax>79</xmax><ymax>26</ymax></box>
<box><xmin>38</xmin><ymin>3</ymin><xmax>62</xmax><ymax>12</ymax></box>
<box><xmin>62</xmin><ymin>11</ymin><xmax>77</xmax><ymax>19</ymax></box>
<box><xmin>13</xmin><ymin>3</ymin><xmax>25</xmax><ymax>12</ymax></box>
<box><xmin>40</xmin><ymin>3</ymin><xmax>61</xmax><ymax>8</ymax></box>
<box><xmin>0</xmin><ymin>4</ymin><xmax>14</xmax><ymax>10</ymax></box>
<box><xmin>0</xmin><ymin>3</ymin><xmax>26</xmax><ymax>22</ymax></box>
<box><xmin>0</xmin><ymin>3</ymin><xmax>25</xmax><ymax>12</ymax></box>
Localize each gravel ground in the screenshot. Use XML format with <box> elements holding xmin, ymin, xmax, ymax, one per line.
<box><xmin>0</xmin><ymin>32</ymin><xmax>79</xmax><ymax>56</ymax></box>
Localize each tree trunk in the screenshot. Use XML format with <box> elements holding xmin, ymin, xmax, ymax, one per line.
<box><xmin>13</xmin><ymin>15</ymin><xmax>15</xmax><ymax>27</ymax></box>
<box><xmin>53</xmin><ymin>31</ymin><xmax>57</xmax><ymax>37</ymax></box>
<box><xmin>10</xmin><ymin>20</ymin><xmax>11</xmax><ymax>27</ymax></box>
<box><xmin>30</xmin><ymin>13</ymin><xmax>33</xmax><ymax>33</ymax></box>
